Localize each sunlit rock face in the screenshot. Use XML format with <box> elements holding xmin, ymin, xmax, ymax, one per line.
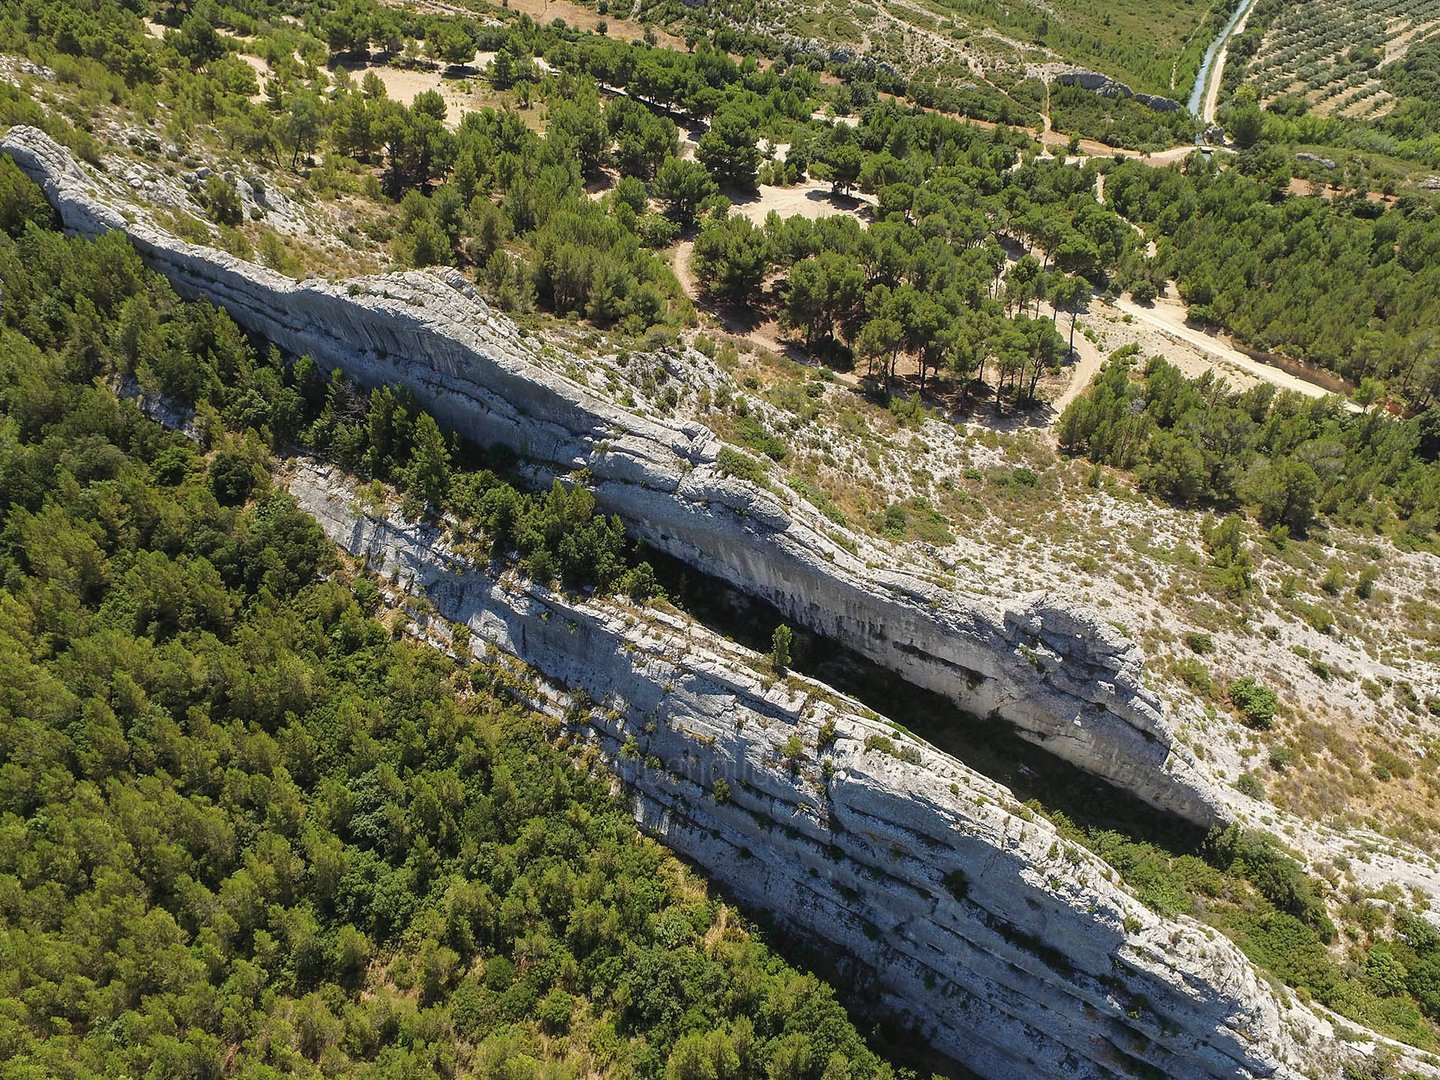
<box><xmin>3</xmin><ymin>125</ymin><xmax>1225</xmax><ymax>829</ymax></box>
<box><xmin>284</xmin><ymin>457</ymin><xmax>1333</xmax><ymax>1080</ymax></box>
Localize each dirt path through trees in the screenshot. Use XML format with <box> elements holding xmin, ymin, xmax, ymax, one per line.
<box><xmin>1048</xmin><ymin>324</ymin><xmax>1108</xmax><ymax>415</ymax></box>
<box><xmin>1200</xmin><ymin>2</ymin><xmax>1253</xmax><ymax>124</ymax></box>
<box><xmin>672</xmin><ymin>239</ymin><xmax>807</xmax><ymax>360</ymax></box>
<box><xmin>672</xmin><ymin>238</ymin><xmax>697</xmax><ymax>298</ymax></box>
<box><xmin>1112</xmin><ymin>291</ymin><xmax>1359</xmax><ymax>406</ymax></box>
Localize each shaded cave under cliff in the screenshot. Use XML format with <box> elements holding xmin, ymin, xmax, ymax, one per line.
<box><xmin>641</xmin><ymin>545</ymin><xmax>1212</xmax><ymax>859</ymax></box>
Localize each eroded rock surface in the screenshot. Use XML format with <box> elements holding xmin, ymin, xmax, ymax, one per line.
<box><xmin>287</xmin><ymin>457</ymin><xmax>1341</xmax><ymax>1080</ymax></box>
<box><xmin>1054</xmin><ymin>70</ymin><xmax>1185</xmax><ymax>112</ymax></box>
<box><xmin>1</xmin><ymin>124</ymin><xmax>1223</xmax><ymax>826</ymax></box>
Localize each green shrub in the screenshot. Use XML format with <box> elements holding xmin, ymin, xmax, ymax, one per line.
<box><xmin>1184</xmin><ymin>631</ymin><xmax>1215</xmax><ymax>655</ymax></box>
<box><xmin>1212</xmin><ymin>828</ymin><xmax>1335</xmax><ymax>940</ymax></box>
<box><xmin>1295</xmin><ymin>601</ymin><xmax>1335</xmax><ymax>635</ymax></box>
<box><xmin>778</xmin><ymin>734</ymin><xmax>805</xmax><ymax>765</ymax></box>
<box><xmin>1370</xmin><ymin>747</ymin><xmax>1414</xmax><ymax>781</ymax></box>
<box><xmin>1356</xmin><ymin>566</ymin><xmax>1380</xmax><ymax>599</ymax></box>
<box><xmin>619</xmin><ymin>562</ymin><xmax>664</xmax><ymax>603</ymax></box>
<box><xmin>770</xmin><ymin>624</ymin><xmax>793</xmax><ymax>671</ymax></box>
<box><xmin>909</xmin><ymin>504</ymin><xmax>955</xmax><ymax>546</ymax></box>
<box><xmin>1174</xmin><ymin>657</ymin><xmax>1213</xmax><ymax>696</ymax></box>
<box><xmin>1229</xmin><ymin>677</ymin><xmax>1279</xmax><ymax>729</ymax></box>
<box><xmin>1011</xmin><ymin>466</ymin><xmax>1040</xmax><ymax>487</ymax></box>
<box><xmin>863</xmin><ymin>734</ymin><xmax>922</xmax><ymax>764</ymax></box>
<box><xmin>1321</xmin><ymin>563</ymin><xmax>1346</xmax><ymax>595</ymax></box>
<box><xmin>536</xmin><ymin>989</ymin><xmax>574</xmax><ymax>1034</ymax></box>
<box><xmin>203</xmin><ymin>174</ymin><xmax>244</xmax><ymax>226</ymax></box>
<box><xmin>880</xmin><ymin>503</ymin><xmax>908</xmax><ymax>536</ymax></box>
<box><xmin>1236</xmin><ymin>771</ymin><xmax>1265</xmax><ymax>799</ymax></box>
<box><xmin>864</xmin><ymin>734</ymin><xmax>897</xmax><ymax>756</ymax></box>
<box><xmin>717</xmin><ymin>447</ymin><xmax>769</xmax><ymax>486</ymax></box>
<box><xmin>733</xmin><ymin>414</ymin><xmax>789</xmax><ymax>461</ymax></box>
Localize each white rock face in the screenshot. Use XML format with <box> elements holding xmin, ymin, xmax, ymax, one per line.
<box><xmin>2</xmin><ymin>125</ymin><xmax>1220</xmax><ymax>826</ymax></box>
<box><xmin>24</xmin><ymin>124</ymin><xmax>1440</xmax><ymax>1079</ymax></box>
<box><xmin>280</xmin><ymin>457</ymin><xmax>1351</xmax><ymax>1079</ymax></box>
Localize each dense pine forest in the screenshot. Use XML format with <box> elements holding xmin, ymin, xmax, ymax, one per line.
<box><xmin>1058</xmin><ymin>349</ymin><xmax>1440</xmax><ymax>545</ymax></box>
<box><xmin>1107</xmin><ymin>157</ymin><xmax>1440</xmax><ymax>405</ymax></box>
<box><xmin>3</xmin><ymin>0</ymin><xmax>1438</xmax><ymax>414</ymax></box>
<box><xmin>0</xmin><ymin>163</ymin><xmax>903</xmax><ymax>1079</ymax></box>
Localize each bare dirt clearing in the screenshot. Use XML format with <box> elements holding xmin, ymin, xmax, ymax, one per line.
<box><xmin>730</xmin><ymin>181</ymin><xmax>875</xmax><ymax>226</ymax></box>
<box><xmin>329</xmin><ymin>58</ymin><xmax>545</xmax><ymax>129</ymax></box>
<box><xmin>1077</xmin><ymin>301</ymin><xmax>1260</xmax><ymax>392</ymax></box>
<box><xmin>481</xmin><ymin>0</ymin><xmax>685</xmax><ymax>49</ymax></box>
<box><xmin>1286</xmin><ymin>176</ymin><xmax>1397</xmax><ymax>206</ymax></box>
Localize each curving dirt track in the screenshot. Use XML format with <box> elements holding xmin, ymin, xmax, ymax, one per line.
<box><xmin>1112</xmin><ymin>291</ymin><xmax>1358</xmax><ymax>408</ymax></box>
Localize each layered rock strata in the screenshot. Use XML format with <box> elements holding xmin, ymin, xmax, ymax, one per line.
<box><xmin>2</xmin><ymin>124</ymin><xmax>1222</xmax><ymax>826</ymax></box>
<box><xmin>287</xmin><ymin>457</ymin><xmax>1339</xmax><ymax>1080</ymax></box>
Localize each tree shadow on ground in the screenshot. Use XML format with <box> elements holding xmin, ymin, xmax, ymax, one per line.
<box><xmin>830</xmin><ymin>360</ymin><xmax>1065</xmax><ymax>435</ymax></box>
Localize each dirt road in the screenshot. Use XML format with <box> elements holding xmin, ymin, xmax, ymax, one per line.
<box><xmin>1200</xmin><ymin>3</ymin><xmax>1253</xmax><ymax>124</ymax></box>
<box><xmin>1112</xmin><ymin>291</ymin><xmax>1358</xmax><ymax>407</ymax></box>
<box><xmin>1048</xmin><ymin>325</ymin><xmax>1108</xmax><ymax>416</ymax></box>
<box><xmin>672</xmin><ymin>238</ymin><xmax>697</xmax><ymax>299</ymax></box>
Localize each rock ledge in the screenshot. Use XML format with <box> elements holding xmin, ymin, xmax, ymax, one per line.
<box><xmin>3</xmin><ymin>124</ymin><xmax>1220</xmax><ymax>824</ymax></box>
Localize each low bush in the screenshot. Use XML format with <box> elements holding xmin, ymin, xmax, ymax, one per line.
<box><xmin>1230</xmin><ymin>677</ymin><xmax>1279</xmax><ymax>728</ymax></box>
<box><xmin>717</xmin><ymin>447</ymin><xmax>770</xmax><ymax>486</ymax></box>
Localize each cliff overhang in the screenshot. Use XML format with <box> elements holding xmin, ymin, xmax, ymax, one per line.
<box><xmin>0</xmin><ymin>124</ymin><xmax>1229</xmax><ymax>828</ymax></box>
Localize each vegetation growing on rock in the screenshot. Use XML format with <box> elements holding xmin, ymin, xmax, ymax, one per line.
<box><xmin>0</xmin><ymin>176</ymin><xmax>902</xmax><ymax>1080</ymax></box>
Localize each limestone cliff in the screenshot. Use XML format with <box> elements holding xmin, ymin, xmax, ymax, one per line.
<box><xmin>286</xmin><ymin>457</ymin><xmax>1341</xmax><ymax>1080</ymax></box>
<box><xmin>1053</xmin><ymin>71</ymin><xmax>1185</xmax><ymax>112</ymax></box>
<box><xmin>1</xmin><ymin>125</ymin><xmax>1226</xmax><ymax>827</ymax></box>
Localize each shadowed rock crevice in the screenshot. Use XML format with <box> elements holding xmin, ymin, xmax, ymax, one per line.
<box><xmin>274</xmin><ymin>455</ymin><xmax>1336</xmax><ymax>1079</ymax></box>
<box><xmin>1</xmin><ymin>124</ymin><xmax>1227</xmax><ymax>828</ymax></box>
<box><xmin>641</xmin><ymin>543</ymin><xmax>1209</xmax><ymax>852</ymax></box>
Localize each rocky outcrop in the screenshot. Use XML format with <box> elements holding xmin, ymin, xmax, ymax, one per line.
<box><xmin>1</xmin><ymin>124</ymin><xmax>1223</xmax><ymax>826</ymax></box>
<box><xmin>1054</xmin><ymin>71</ymin><xmax>1184</xmax><ymax>113</ymax></box>
<box><xmin>286</xmin><ymin>457</ymin><xmax>1341</xmax><ymax>1080</ymax></box>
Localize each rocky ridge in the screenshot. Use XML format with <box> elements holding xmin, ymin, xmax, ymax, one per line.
<box><xmin>285</xmin><ymin>454</ymin><xmax>1339</xmax><ymax>1080</ymax></box>
<box><xmin>1052</xmin><ymin>71</ymin><xmax>1185</xmax><ymax>112</ymax></box>
<box><xmin>23</xmin><ymin>122</ymin><xmax>1440</xmax><ymax>1079</ymax></box>
<box><xmin>1</xmin><ymin>124</ymin><xmax>1226</xmax><ymax>827</ymax></box>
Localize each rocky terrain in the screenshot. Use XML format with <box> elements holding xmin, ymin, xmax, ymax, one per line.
<box><xmin>15</xmin><ymin>122</ymin><xmax>1440</xmax><ymax>1077</ymax></box>
<box><xmin>287</xmin><ymin>454</ymin><xmax>1339</xmax><ymax>1080</ymax></box>
<box><xmin>1</xmin><ymin>124</ymin><xmax>1226</xmax><ymax>827</ymax></box>
<box><xmin>1054</xmin><ymin>71</ymin><xmax>1184</xmax><ymax>112</ymax></box>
